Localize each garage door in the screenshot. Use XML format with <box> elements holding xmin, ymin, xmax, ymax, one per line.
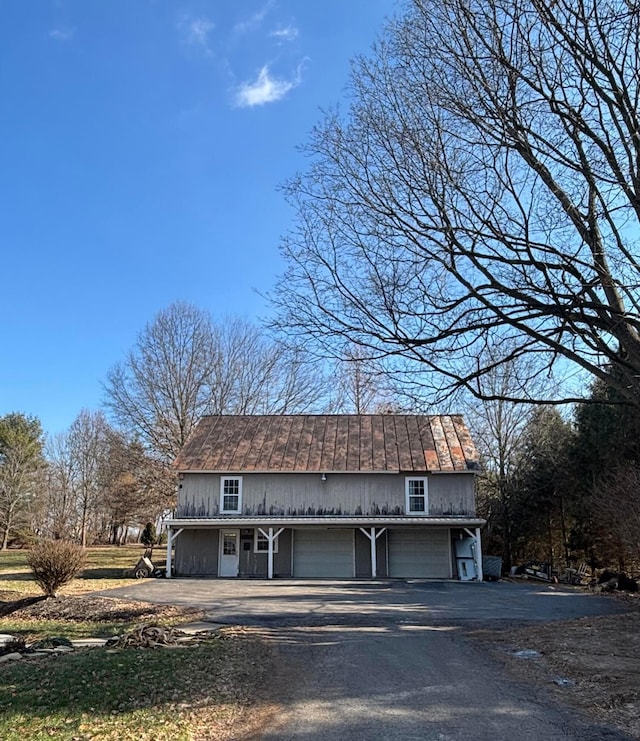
<box><xmin>388</xmin><ymin>529</ymin><xmax>451</xmax><ymax>578</ymax></box>
<box><xmin>293</xmin><ymin>529</ymin><xmax>354</xmax><ymax>577</ymax></box>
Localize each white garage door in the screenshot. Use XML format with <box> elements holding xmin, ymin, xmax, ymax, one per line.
<box><xmin>388</xmin><ymin>529</ymin><xmax>451</xmax><ymax>578</ymax></box>
<box><xmin>293</xmin><ymin>529</ymin><xmax>354</xmax><ymax>577</ymax></box>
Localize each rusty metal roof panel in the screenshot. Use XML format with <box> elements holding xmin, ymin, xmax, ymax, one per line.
<box><xmin>332</xmin><ymin>416</ymin><xmax>349</xmax><ymax>471</ymax></box>
<box><xmin>214</xmin><ymin>418</ymin><xmax>246</xmax><ymax>471</ymax></box>
<box><xmin>429</xmin><ymin>416</ymin><xmax>454</xmax><ymax>471</ymax></box>
<box><xmin>293</xmin><ymin>415</ymin><xmax>315</xmax><ymax>471</ymax></box>
<box><xmin>346</xmin><ymin>416</ymin><xmax>361</xmax><ymax>471</ymax></box>
<box><xmin>359</xmin><ymin>415</ymin><xmax>374</xmax><ymax>471</ymax></box>
<box><xmin>240</xmin><ymin>416</ymin><xmax>269</xmax><ymax>471</ymax></box>
<box><xmin>282</xmin><ymin>415</ymin><xmax>304</xmax><ymax>471</ymax></box>
<box><xmin>440</xmin><ymin>415</ymin><xmax>466</xmax><ymax>471</ymax></box>
<box><xmin>230</xmin><ymin>416</ymin><xmax>258</xmax><ymax>469</ymax></box>
<box><xmin>405</xmin><ymin>415</ymin><xmax>428</xmax><ymax>472</ymax></box>
<box><xmin>394</xmin><ymin>417</ymin><xmax>414</xmax><ymax>472</ymax></box>
<box><xmin>382</xmin><ymin>415</ymin><xmax>400</xmax><ymax>470</ymax></box>
<box><xmin>451</xmin><ymin>415</ymin><xmax>481</xmax><ymax>471</ymax></box>
<box><xmin>371</xmin><ymin>415</ymin><xmax>387</xmax><ymax>470</ymax></box>
<box><xmin>173</xmin><ymin>414</ymin><xmax>480</xmax><ymax>473</ymax></box>
<box><xmin>319</xmin><ymin>416</ymin><xmax>338</xmax><ymax>472</ymax></box>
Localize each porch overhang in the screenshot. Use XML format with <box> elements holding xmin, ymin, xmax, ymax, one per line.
<box><xmin>164</xmin><ymin>516</ymin><xmax>486</xmax><ymax>580</ymax></box>
<box><xmin>165</xmin><ymin>515</ymin><xmax>486</xmax><ymax>529</ymax></box>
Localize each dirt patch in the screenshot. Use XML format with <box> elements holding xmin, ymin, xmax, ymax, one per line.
<box><xmin>470</xmin><ymin>592</ymin><xmax>640</xmax><ymax>739</ymax></box>
<box><xmin>0</xmin><ymin>593</ymin><xmax>204</xmax><ymax>624</ymax></box>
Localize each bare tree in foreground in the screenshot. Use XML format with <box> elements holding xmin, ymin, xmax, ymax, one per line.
<box><xmin>273</xmin><ymin>0</ymin><xmax>640</xmax><ymax>406</ymax></box>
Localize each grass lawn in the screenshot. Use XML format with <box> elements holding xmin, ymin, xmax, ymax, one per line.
<box><xmin>0</xmin><ymin>631</ymin><xmax>275</xmax><ymax>740</ymax></box>
<box><xmin>0</xmin><ymin>546</ymin><xmax>278</xmax><ymax>739</ymax></box>
<box><xmin>0</xmin><ymin>545</ymin><xmax>151</xmax><ymax>597</ymax></box>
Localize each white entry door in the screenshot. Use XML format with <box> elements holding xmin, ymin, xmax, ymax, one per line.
<box><xmin>219</xmin><ymin>529</ymin><xmax>240</xmax><ymax>577</ymax></box>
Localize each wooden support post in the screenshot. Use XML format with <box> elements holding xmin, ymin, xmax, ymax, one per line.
<box><xmin>268</xmin><ymin>527</ymin><xmax>274</xmax><ymax>580</ymax></box>
<box><xmin>370</xmin><ymin>527</ymin><xmax>377</xmax><ymax>579</ymax></box>
<box><xmin>165</xmin><ymin>528</ymin><xmax>184</xmax><ymax>579</ymax></box>
<box><xmin>358</xmin><ymin>527</ymin><xmax>387</xmax><ymax>578</ymax></box>
<box><xmin>259</xmin><ymin>527</ymin><xmax>284</xmax><ymax>579</ymax></box>
<box><xmin>475</xmin><ymin>527</ymin><xmax>483</xmax><ymax>582</ymax></box>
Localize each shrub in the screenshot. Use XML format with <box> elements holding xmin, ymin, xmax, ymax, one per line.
<box><xmin>141</xmin><ymin>522</ymin><xmax>157</xmax><ymax>548</ymax></box>
<box><xmin>27</xmin><ymin>540</ymin><xmax>86</xmax><ymax>597</ymax></box>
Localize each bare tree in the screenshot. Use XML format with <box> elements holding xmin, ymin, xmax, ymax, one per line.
<box><xmin>326</xmin><ymin>346</ymin><xmax>390</xmax><ymax>413</ymax></box>
<box><xmin>468</xmin><ymin>383</ymin><xmax>534</xmax><ymax>567</ymax></box>
<box><xmin>104</xmin><ymin>305</ymin><xmax>328</xmax><ymax>461</ymax></box>
<box><xmin>99</xmin><ymin>430</ymin><xmax>175</xmax><ymax>545</ymax></box>
<box><xmin>210</xmin><ymin>317</ymin><xmax>326</xmax><ymax>415</ymax></box>
<box><xmin>44</xmin><ymin>432</ymin><xmax>78</xmax><ymax>540</ymax></box>
<box><xmin>104</xmin><ymin>302</ymin><xmax>219</xmax><ymax>460</ymax></box>
<box><xmin>273</xmin><ymin>0</ymin><xmax>640</xmax><ymax>406</ymax></box>
<box><xmin>68</xmin><ymin>409</ymin><xmax>110</xmax><ymax>547</ymax></box>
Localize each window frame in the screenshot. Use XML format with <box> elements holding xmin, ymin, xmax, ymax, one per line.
<box><xmin>220</xmin><ymin>476</ymin><xmax>243</xmax><ymax>514</ymax></box>
<box><xmin>254</xmin><ymin>529</ymin><xmax>279</xmax><ymax>554</ymax></box>
<box><xmin>405</xmin><ymin>476</ymin><xmax>429</xmax><ymax>515</ymax></box>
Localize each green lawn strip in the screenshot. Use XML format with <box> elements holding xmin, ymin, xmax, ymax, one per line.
<box><xmin>0</xmin><ymin>550</ymin><xmax>29</xmax><ymax>574</ymax></box>
<box><xmin>0</xmin><ymin>617</ymin><xmax>136</xmax><ymax>640</ymax></box>
<box><xmin>0</xmin><ymin>635</ymin><xmax>263</xmax><ymax>740</ymax></box>
<box><xmin>0</xmin><ymin>610</ymin><xmax>205</xmax><ymax>641</ymax></box>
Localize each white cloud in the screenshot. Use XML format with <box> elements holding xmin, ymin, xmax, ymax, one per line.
<box><xmin>235</xmin><ymin>64</ymin><xmax>301</xmax><ymax>107</ymax></box>
<box><xmin>49</xmin><ymin>27</ymin><xmax>75</xmax><ymax>42</ymax></box>
<box><xmin>178</xmin><ymin>16</ymin><xmax>215</xmax><ymax>55</ymax></box>
<box><xmin>270</xmin><ymin>25</ymin><xmax>299</xmax><ymax>42</ymax></box>
<box><xmin>234</xmin><ymin>1</ymin><xmax>274</xmax><ymax>35</ymax></box>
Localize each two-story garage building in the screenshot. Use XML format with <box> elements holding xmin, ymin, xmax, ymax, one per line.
<box><xmin>167</xmin><ymin>414</ymin><xmax>484</xmax><ymax>580</ymax></box>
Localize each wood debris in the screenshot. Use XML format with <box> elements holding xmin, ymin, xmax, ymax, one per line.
<box><xmin>106</xmin><ymin>624</ymin><xmax>216</xmax><ymax>649</ymax></box>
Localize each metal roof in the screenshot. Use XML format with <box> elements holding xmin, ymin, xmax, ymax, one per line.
<box><xmin>167</xmin><ymin>515</ymin><xmax>486</xmax><ymax>529</ymax></box>
<box><xmin>173</xmin><ymin>414</ymin><xmax>480</xmax><ymax>474</ymax></box>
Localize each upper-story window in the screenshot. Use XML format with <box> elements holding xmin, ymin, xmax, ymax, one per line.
<box><xmin>220</xmin><ymin>477</ymin><xmax>242</xmax><ymax>514</ymax></box>
<box><xmin>405</xmin><ymin>477</ymin><xmax>428</xmax><ymax>515</ymax></box>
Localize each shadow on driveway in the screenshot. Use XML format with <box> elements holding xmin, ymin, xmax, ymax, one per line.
<box><xmin>98</xmin><ymin>578</ymin><xmax>629</xmax><ymax>629</ymax></box>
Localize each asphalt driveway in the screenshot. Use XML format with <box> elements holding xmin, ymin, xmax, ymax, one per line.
<box><xmin>100</xmin><ymin>579</ymin><xmax>633</xmax><ymax>740</ymax></box>
<box><xmin>101</xmin><ymin>577</ymin><xmax>629</xmax><ymax>628</ymax></box>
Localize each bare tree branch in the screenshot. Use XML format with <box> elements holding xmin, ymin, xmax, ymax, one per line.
<box><xmin>272</xmin><ymin>0</ymin><xmax>640</xmax><ymax>405</ymax></box>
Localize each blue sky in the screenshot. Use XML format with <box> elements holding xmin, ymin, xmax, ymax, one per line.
<box><xmin>1</xmin><ymin>0</ymin><xmax>394</xmax><ymax>437</ymax></box>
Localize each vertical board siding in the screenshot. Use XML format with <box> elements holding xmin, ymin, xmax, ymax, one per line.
<box><xmin>177</xmin><ymin>471</ymin><xmax>476</xmax><ymax>517</ymax></box>
<box><xmin>174</xmin><ymin>529</ymin><xmax>219</xmax><ymax>575</ymax></box>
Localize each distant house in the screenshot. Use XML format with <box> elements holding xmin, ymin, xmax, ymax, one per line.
<box><xmin>167</xmin><ymin>414</ymin><xmax>484</xmax><ymax>580</ymax></box>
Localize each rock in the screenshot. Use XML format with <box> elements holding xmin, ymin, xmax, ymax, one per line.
<box><xmin>70</xmin><ymin>638</ymin><xmax>108</xmax><ymax>648</ymax></box>
<box><xmin>30</xmin><ymin>636</ymin><xmax>74</xmax><ymax>650</ymax></box>
<box><xmin>0</xmin><ymin>652</ymin><xmax>23</xmax><ymax>663</ymax></box>
<box><xmin>513</xmin><ymin>648</ymin><xmax>541</xmax><ymax>659</ymax></box>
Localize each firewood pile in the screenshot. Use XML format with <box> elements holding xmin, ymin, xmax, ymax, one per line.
<box><xmin>106</xmin><ymin>624</ymin><xmax>214</xmax><ymax>649</ymax></box>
